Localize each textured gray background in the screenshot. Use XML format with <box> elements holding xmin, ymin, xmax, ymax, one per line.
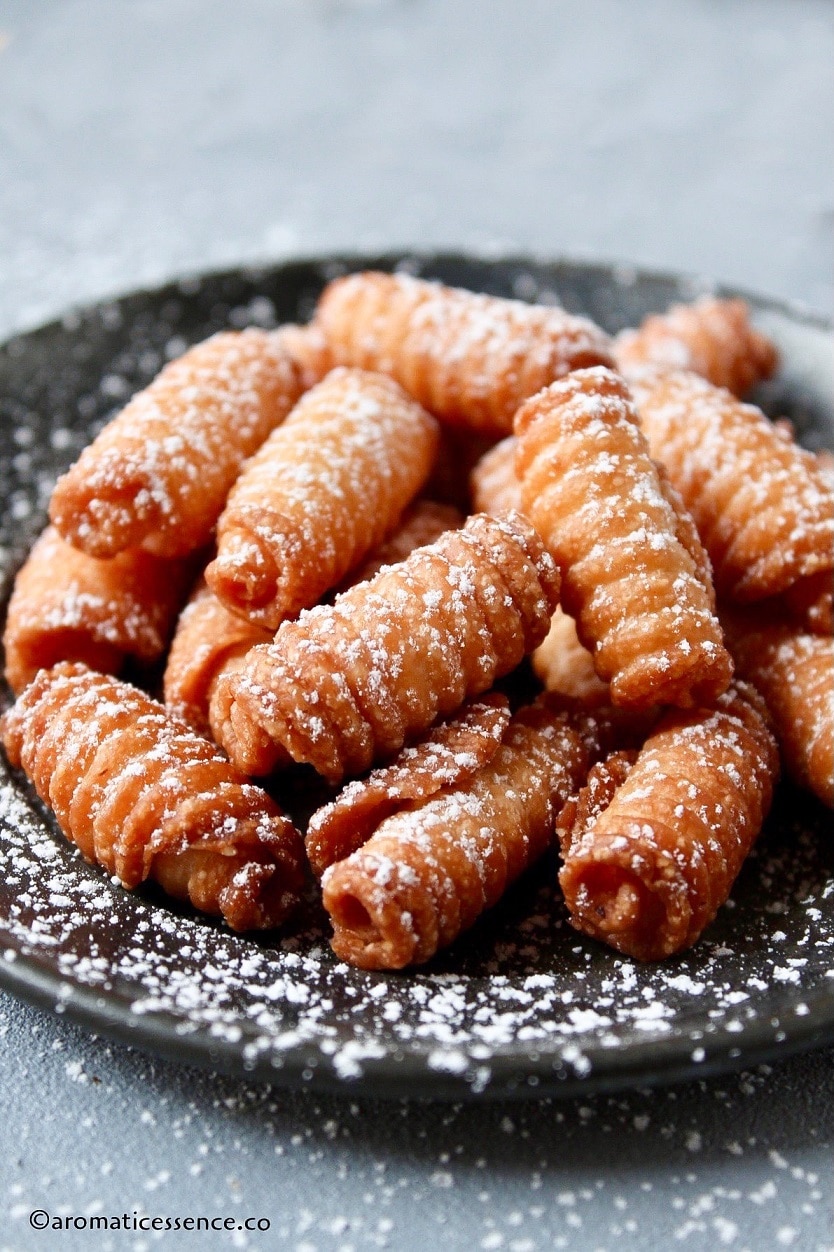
<box><xmin>1</xmin><ymin>2</ymin><xmax>833</xmax><ymax>1250</ymax></box>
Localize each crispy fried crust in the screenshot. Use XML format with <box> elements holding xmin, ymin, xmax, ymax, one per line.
<box><xmin>0</xmin><ymin>663</ymin><xmax>305</xmax><ymax>930</ymax></box>
<box><xmin>614</xmin><ymin>296</ymin><xmax>778</xmax><ymax>395</ymax></box>
<box><xmin>204</xmin><ymin>368</ymin><xmax>439</xmax><ymax>630</ymax></box>
<box><xmin>321</xmin><ymin>701</ymin><xmax>593</xmax><ymax>969</ymax></box>
<box><xmin>212</xmin><ymin>511</ymin><xmax>561</xmax><ymax>783</ymax></box>
<box><xmin>631</xmin><ymin>370</ymin><xmax>834</xmax><ymax>602</ymax></box>
<box><xmin>163</xmin><ymin>579</ymin><xmax>274</xmax><ymax>737</ymax></box>
<box><xmin>722</xmin><ymin>610</ymin><xmax>833</xmax><ymax>807</ymax></box>
<box><xmin>468</xmin><ymin>436</ymin><xmax>713</xmax><ymax>595</ymax></box>
<box><xmin>514</xmin><ymin>367</ymin><xmax>731</xmax><ymax>709</ymax></box>
<box><xmin>305</xmin><ymin>694</ymin><xmax>512</xmax><ymax>875</ymax></box>
<box><xmin>314</xmin><ymin>271</ymin><xmax>613</xmax><ymax>436</ymax></box>
<box><xmin>557</xmin><ymin>682</ymin><xmax>779</xmax><ymax>960</ymax></box>
<box><xmin>3</xmin><ymin>526</ymin><xmax>196</xmax><ymax>695</ymax></box>
<box><xmin>49</xmin><ymin>330</ymin><xmax>302</xmax><ymax>559</ymax></box>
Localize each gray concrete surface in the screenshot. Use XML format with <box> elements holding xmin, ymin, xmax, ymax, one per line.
<box><xmin>1</xmin><ymin>2</ymin><xmax>833</xmax><ymax>1250</ymax></box>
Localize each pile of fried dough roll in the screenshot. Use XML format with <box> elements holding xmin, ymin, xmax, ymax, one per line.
<box><xmin>2</xmin><ymin>274</ymin><xmax>832</xmax><ymax>971</ymax></box>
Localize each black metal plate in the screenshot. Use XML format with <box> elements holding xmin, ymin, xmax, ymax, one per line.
<box><xmin>1</xmin><ymin>253</ymin><xmax>832</xmax><ymax>1099</ymax></box>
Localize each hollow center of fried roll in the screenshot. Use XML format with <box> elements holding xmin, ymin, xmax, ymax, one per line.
<box><xmin>333</xmin><ymin>893</ymin><xmax>375</xmax><ymax>933</ymax></box>
<box><xmin>208</xmin><ymin>528</ymin><xmax>278</xmax><ymax>610</ymax></box>
<box><xmin>325</xmin><ymin>878</ymin><xmax>422</xmax><ymax>970</ymax></box>
<box><xmin>570</xmin><ymin>861</ymin><xmax>666</xmax><ymax>950</ymax></box>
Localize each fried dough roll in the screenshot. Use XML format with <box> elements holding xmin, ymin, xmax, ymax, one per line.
<box><xmin>557</xmin><ymin>682</ymin><xmax>779</xmax><ymax>960</ymax></box>
<box><xmin>514</xmin><ymin>367</ymin><xmax>732</xmax><ymax>710</ymax></box>
<box><xmin>614</xmin><ymin>296</ymin><xmax>778</xmax><ymax>395</ymax></box>
<box><xmin>469</xmin><ymin>436</ymin><xmax>523</xmax><ymax>515</ymax></box>
<box><xmin>322</xmin><ymin>701</ymin><xmax>593</xmax><ymax>969</ymax></box>
<box><xmin>1</xmin><ymin>663</ymin><xmax>306</xmax><ymax>930</ymax></box>
<box><xmin>722</xmin><ymin>610</ymin><xmax>833</xmax><ymax>807</ymax></box>
<box><xmin>273</xmin><ymin>322</ymin><xmax>335</xmax><ymax>390</ymax></box>
<box><xmin>213</xmin><ymin>511</ymin><xmax>561</xmax><ymax>784</ymax></box>
<box><xmin>631</xmin><ymin>370</ymin><xmax>834</xmax><ymax>602</ymax></box>
<box><xmin>49</xmin><ymin>330</ymin><xmax>302</xmax><ymax>559</ymax></box>
<box><xmin>3</xmin><ymin>526</ymin><xmax>196</xmax><ymax>695</ymax></box>
<box><xmin>306</xmin><ymin>694</ymin><xmax>512</xmax><ymax>875</ymax></box>
<box><xmin>205</xmin><ymin>368</ymin><xmax>439</xmax><ymax>630</ymax></box>
<box><xmin>163</xmin><ymin>579</ymin><xmax>274</xmax><ymax>737</ymax></box>
<box><xmin>314</xmin><ymin>271</ymin><xmax>613</xmax><ymax>436</ymax></box>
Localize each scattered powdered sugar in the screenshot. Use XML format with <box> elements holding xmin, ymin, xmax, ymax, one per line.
<box><xmin>1</xmin><ymin>748</ymin><xmax>832</xmax><ymax>1095</ymax></box>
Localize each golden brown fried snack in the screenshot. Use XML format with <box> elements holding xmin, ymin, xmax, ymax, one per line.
<box><xmin>273</xmin><ymin>322</ymin><xmax>334</xmax><ymax>390</ymax></box>
<box><xmin>614</xmin><ymin>296</ymin><xmax>778</xmax><ymax>395</ymax></box>
<box><xmin>722</xmin><ymin>609</ymin><xmax>833</xmax><ymax>807</ymax></box>
<box><xmin>49</xmin><ymin>330</ymin><xmax>302</xmax><ymax>559</ymax></box>
<box><xmin>3</xmin><ymin>526</ymin><xmax>196</xmax><ymax>695</ymax></box>
<box><xmin>557</xmin><ymin>682</ymin><xmax>779</xmax><ymax>960</ymax></box>
<box><xmin>514</xmin><ymin>367</ymin><xmax>731</xmax><ymax>710</ymax></box>
<box><xmin>163</xmin><ymin>578</ymin><xmax>274</xmax><ymax>737</ymax></box>
<box><xmin>469</xmin><ymin>435</ymin><xmax>714</xmax><ymax>595</ymax></box>
<box><xmin>314</xmin><ymin>271</ymin><xmax>613</xmax><ymax>436</ymax></box>
<box><xmin>321</xmin><ymin>700</ymin><xmax>593</xmax><ymax>969</ymax></box>
<box><xmin>305</xmin><ymin>693</ymin><xmax>512</xmax><ymax>875</ymax></box>
<box><xmin>469</xmin><ymin>436</ymin><xmax>523</xmax><ymax>514</ymax></box>
<box><xmin>213</xmin><ymin>511</ymin><xmax>561</xmax><ymax>784</ymax></box>
<box><xmin>1</xmin><ymin>663</ymin><xmax>306</xmax><ymax>930</ymax></box>
<box><xmin>531</xmin><ymin>608</ymin><xmax>610</xmax><ymax>708</ymax></box>
<box><xmin>204</xmin><ymin>368</ymin><xmax>439</xmax><ymax>630</ymax></box>
<box><xmin>631</xmin><ymin>370</ymin><xmax>834</xmax><ymax>602</ymax></box>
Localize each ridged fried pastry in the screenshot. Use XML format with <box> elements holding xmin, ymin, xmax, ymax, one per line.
<box><xmin>305</xmin><ymin>693</ymin><xmax>511</xmax><ymax>875</ymax></box>
<box><xmin>557</xmin><ymin>682</ymin><xmax>779</xmax><ymax>960</ymax></box>
<box><xmin>205</xmin><ymin>368</ymin><xmax>439</xmax><ymax>629</ymax></box>
<box><xmin>631</xmin><ymin>370</ymin><xmax>834</xmax><ymax>602</ymax></box>
<box><xmin>722</xmin><ymin>609</ymin><xmax>833</xmax><ymax>807</ymax></box>
<box><xmin>49</xmin><ymin>330</ymin><xmax>302</xmax><ymax>558</ymax></box>
<box><xmin>614</xmin><ymin>296</ymin><xmax>778</xmax><ymax>395</ymax></box>
<box><xmin>469</xmin><ymin>434</ymin><xmax>714</xmax><ymax>596</ymax></box>
<box><xmin>213</xmin><ymin>511</ymin><xmax>561</xmax><ymax>783</ymax></box>
<box><xmin>163</xmin><ymin>579</ymin><xmax>274</xmax><ymax>737</ymax></box>
<box><xmin>314</xmin><ymin>271</ymin><xmax>613</xmax><ymax>436</ymax></box>
<box><xmin>1</xmin><ymin>663</ymin><xmax>306</xmax><ymax>930</ymax></box>
<box><xmin>514</xmin><ymin>367</ymin><xmax>732</xmax><ymax>709</ymax></box>
<box><xmin>322</xmin><ymin>700</ymin><xmax>593</xmax><ymax>969</ymax></box>
<box><xmin>166</xmin><ymin>511</ymin><xmax>463</xmax><ymax>743</ymax></box>
<box><xmin>3</xmin><ymin>526</ymin><xmax>196</xmax><ymax>695</ymax></box>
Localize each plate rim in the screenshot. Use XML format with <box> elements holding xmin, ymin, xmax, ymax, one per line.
<box><xmin>1</xmin><ymin>250</ymin><xmax>832</xmax><ymax>1101</ymax></box>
